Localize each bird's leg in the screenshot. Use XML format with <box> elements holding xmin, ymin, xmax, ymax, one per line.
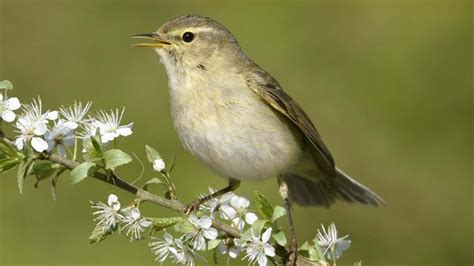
<box><xmin>184</xmin><ymin>179</ymin><xmax>240</xmax><ymax>214</ymax></box>
<box><xmin>278</xmin><ymin>178</ymin><xmax>298</xmax><ymax>265</ymax></box>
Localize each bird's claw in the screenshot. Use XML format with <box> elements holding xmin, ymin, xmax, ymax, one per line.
<box><xmin>286</xmin><ymin>240</ymin><xmax>298</xmax><ymax>265</ymax></box>
<box><xmin>184</xmin><ymin>200</ymin><xmax>201</xmax><ymax>215</ymax></box>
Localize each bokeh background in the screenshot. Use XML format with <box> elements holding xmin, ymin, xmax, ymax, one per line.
<box><xmin>0</xmin><ymin>0</ymin><xmax>471</xmax><ymax>265</ymax></box>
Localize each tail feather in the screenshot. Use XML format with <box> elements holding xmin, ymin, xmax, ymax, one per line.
<box><xmin>284</xmin><ymin>168</ymin><xmax>384</xmax><ymax>207</ymax></box>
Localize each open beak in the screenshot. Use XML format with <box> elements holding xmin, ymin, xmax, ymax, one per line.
<box><xmin>132</xmin><ymin>33</ymin><xmax>171</xmax><ymax>48</ymax></box>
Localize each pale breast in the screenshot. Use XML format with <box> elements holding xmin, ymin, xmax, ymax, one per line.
<box><xmin>169</xmin><ymin>77</ymin><xmax>303</xmax><ymax>181</ymax></box>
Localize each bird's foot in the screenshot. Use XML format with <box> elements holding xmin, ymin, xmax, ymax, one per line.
<box><xmin>286</xmin><ymin>239</ymin><xmax>298</xmax><ymax>265</ymax></box>
<box><xmin>184</xmin><ymin>199</ymin><xmax>202</xmax><ymax>215</ymax></box>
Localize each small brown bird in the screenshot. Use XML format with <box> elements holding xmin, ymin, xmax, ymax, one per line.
<box><xmin>133</xmin><ymin>14</ymin><xmax>384</xmax><ymax>263</ymax></box>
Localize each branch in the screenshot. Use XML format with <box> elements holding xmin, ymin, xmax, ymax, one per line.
<box><xmin>42</xmin><ymin>153</ymin><xmax>241</xmax><ymax>239</ymax></box>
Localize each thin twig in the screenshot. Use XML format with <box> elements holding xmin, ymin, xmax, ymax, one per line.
<box><xmin>43</xmin><ymin>152</ymin><xmax>241</xmax><ymax>239</ymax></box>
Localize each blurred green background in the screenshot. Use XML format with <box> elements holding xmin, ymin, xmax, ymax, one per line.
<box><xmin>0</xmin><ymin>0</ymin><xmax>471</xmax><ymax>265</ymax></box>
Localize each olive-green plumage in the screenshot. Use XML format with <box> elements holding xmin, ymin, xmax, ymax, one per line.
<box><xmin>134</xmin><ymin>14</ymin><xmax>383</xmax><ymax>207</ymax></box>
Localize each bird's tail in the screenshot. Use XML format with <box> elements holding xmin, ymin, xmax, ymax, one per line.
<box><xmin>283</xmin><ymin>168</ymin><xmax>384</xmax><ymax>207</ymax></box>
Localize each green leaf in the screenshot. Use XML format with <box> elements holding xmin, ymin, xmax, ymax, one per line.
<box><xmin>272</xmin><ymin>230</ymin><xmax>287</xmax><ymax>246</ymax></box>
<box><xmin>103</xmin><ymin>149</ymin><xmax>132</xmax><ymax>169</ymax></box>
<box><xmin>145</xmin><ymin>145</ymin><xmax>162</xmax><ymax>163</ymax></box>
<box><xmin>251</xmin><ymin>219</ymin><xmax>269</xmax><ymax>235</ymax></box>
<box><xmin>168</xmin><ymin>155</ymin><xmax>176</xmax><ymax>173</ymax></box>
<box><xmin>0</xmin><ymin>139</ymin><xmax>22</xmax><ymax>159</ymax></box>
<box><xmin>83</xmin><ymin>136</ymin><xmax>103</xmax><ymax>162</ymax></box>
<box><xmin>255</xmin><ymin>192</ymin><xmax>273</xmax><ymax>220</ymax></box>
<box><xmin>173</xmin><ymin>218</ymin><xmax>195</xmax><ymax>234</ymax></box>
<box><xmin>89</xmin><ymin>224</ymin><xmax>114</xmax><ymax>244</ymax></box>
<box><xmin>353</xmin><ymin>261</ymin><xmax>363</xmax><ymax>266</ymax></box>
<box><xmin>0</xmin><ymin>158</ymin><xmax>20</xmax><ymax>173</ymax></box>
<box><xmin>32</xmin><ymin>161</ymin><xmax>62</xmax><ymax>183</ymax></box>
<box><xmin>272</xmin><ymin>206</ymin><xmax>287</xmax><ymax>222</ymax></box>
<box><xmin>70</xmin><ymin>162</ymin><xmax>96</xmax><ymax>184</ymax></box>
<box><xmin>299</xmin><ymin>241</ymin><xmax>312</xmax><ymax>251</ymax></box>
<box><xmin>206</xmin><ymin>239</ymin><xmax>222</xmax><ymax>250</ymax></box>
<box><xmin>0</xmin><ymin>80</ymin><xmax>13</xmax><ymax>90</ymax></box>
<box><xmin>312</xmin><ymin>240</ymin><xmax>326</xmax><ymax>261</ymax></box>
<box><xmin>148</xmin><ymin>217</ymin><xmax>182</xmax><ymax>232</ymax></box>
<box><xmin>143</xmin><ymin>177</ymin><xmax>164</xmax><ymax>191</ymax></box>
<box><xmin>17</xmin><ymin>161</ymin><xmax>26</xmax><ymax>194</ymax></box>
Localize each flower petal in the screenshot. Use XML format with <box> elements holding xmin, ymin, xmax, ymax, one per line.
<box><xmin>228</xmin><ymin>246</ymin><xmax>240</xmax><ymax>259</ymax></box>
<box><xmin>15</xmin><ymin>137</ymin><xmax>24</xmax><ymax>150</ymax></box>
<box><xmin>262</xmin><ymin>228</ymin><xmax>272</xmax><ymax>243</ymax></box>
<box><xmin>5</xmin><ymin>97</ymin><xmax>21</xmax><ymax>110</ymax></box>
<box><xmin>245</xmin><ymin>212</ymin><xmax>258</xmax><ymax>225</ymax></box>
<box><xmin>220</xmin><ymin>205</ymin><xmax>237</xmax><ymax>220</ymax></box>
<box><xmin>231</xmin><ymin>195</ymin><xmax>249</xmax><ymax>209</ymax></box>
<box><xmin>130</xmin><ymin>208</ymin><xmax>141</xmax><ymax>220</ymax></box>
<box><xmin>263</xmin><ymin>243</ymin><xmax>275</xmax><ymax>257</ymax></box>
<box><xmin>31</xmin><ymin>137</ymin><xmax>49</xmax><ymax>152</ymax></box>
<box><xmin>33</xmin><ymin>122</ymin><xmax>48</xmax><ymax>135</ymax></box>
<box><xmin>203</xmin><ymin>228</ymin><xmax>218</xmax><ymax>240</ymax></box>
<box><xmin>198</xmin><ymin>216</ymin><xmax>213</xmax><ymax>229</ymax></box>
<box><xmin>117</xmin><ymin>125</ymin><xmax>133</xmax><ymax>136</ymax></box>
<box><xmin>46</xmin><ymin>111</ymin><xmax>58</xmax><ymax>120</ymax></box>
<box><xmin>153</xmin><ymin>159</ymin><xmax>166</xmax><ymax>172</ymax></box>
<box><xmin>108</xmin><ymin>194</ymin><xmax>119</xmax><ymax>205</ymax></box>
<box><xmin>139</xmin><ymin>218</ymin><xmax>152</xmax><ymax>228</ymax></box>
<box><xmin>1</xmin><ymin>110</ymin><xmax>16</xmax><ymax>122</ymax></box>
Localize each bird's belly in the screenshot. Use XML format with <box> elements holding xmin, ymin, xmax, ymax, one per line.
<box><xmin>170</xmin><ymin>91</ymin><xmax>303</xmax><ymax>181</ymax></box>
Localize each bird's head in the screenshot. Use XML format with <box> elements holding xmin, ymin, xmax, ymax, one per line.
<box><xmin>133</xmin><ymin>15</ymin><xmax>246</xmax><ymax>76</ymax></box>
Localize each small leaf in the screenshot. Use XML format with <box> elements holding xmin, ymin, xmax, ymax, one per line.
<box><xmin>103</xmin><ymin>149</ymin><xmax>132</xmax><ymax>169</ymax></box>
<box><xmin>168</xmin><ymin>155</ymin><xmax>176</xmax><ymax>174</ymax></box>
<box><xmin>255</xmin><ymin>192</ymin><xmax>273</xmax><ymax>220</ymax></box>
<box><xmin>0</xmin><ymin>139</ymin><xmax>22</xmax><ymax>159</ymax></box>
<box><xmin>299</xmin><ymin>241</ymin><xmax>312</xmax><ymax>251</ymax></box>
<box><xmin>272</xmin><ymin>206</ymin><xmax>287</xmax><ymax>222</ymax></box>
<box><xmin>17</xmin><ymin>161</ymin><xmax>26</xmax><ymax>194</ymax></box>
<box><xmin>70</xmin><ymin>162</ymin><xmax>96</xmax><ymax>184</ymax></box>
<box><xmin>0</xmin><ymin>80</ymin><xmax>13</xmax><ymax>90</ymax></box>
<box><xmin>311</xmin><ymin>241</ymin><xmax>326</xmax><ymax>261</ymax></box>
<box><xmin>353</xmin><ymin>261</ymin><xmax>363</xmax><ymax>266</ymax></box>
<box><xmin>173</xmin><ymin>218</ymin><xmax>195</xmax><ymax>234</ymax></box>
<box><xmin>251</xmin><ymin>219</ymin><xmax>269</xmax><ymax>235</ymax></box>
<box><xmin>50</xmin><ymin>172</ymin><xmax>61</xmax><ymax>201</ymax></box>
<box><xmin>83</xmin><ymin>137</ymin><xmax>103</xmax><ymax>162</ymax></box>
<box><xmin>0</xmin><ymin>158</ymin><xmax>20</xmax><ymax>173</ymax></box>
<box><xmin>148</xmin><ymin>217</ymin><xmax>182</xmax><ymax>232</ymax></box>
<box><xmin>272</xmin><ymin>230</ymin><xmax>287</xmax><ymax>246</ymax></box>
<box><xmin>145</xmin><ymin>145</ymin><xmax>162</xmax><ymax>163</ymax></box>
<box><xmin>89</xmin><ymin>224</ymin><xmax>114</xmax><ymax>244</ymax></box>
<box><xmin>143</xmin><ymin>177</ymin><xmax>164</xmax><ymax>191</ymax></box>
<box><xmin>206</xmin><ymin>239</ymin><xmax>222</xmax><ymax>251</ymax></box>
<box><xmin>32</xmin><ymin>161</ymin><xmax>62</xmax><ymax>183</ymax></box>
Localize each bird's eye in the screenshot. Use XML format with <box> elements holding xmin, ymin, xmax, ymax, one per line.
<box><xmin>182</xmin><ymin>32</ymin><xmax>195</xmax><ymax>43</ymax></box>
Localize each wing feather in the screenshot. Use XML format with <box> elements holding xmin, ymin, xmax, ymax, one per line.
<box><xmin>245</xmin><ymin>69</ymin><xmax>336</xmax><ymax>175</ymax></box>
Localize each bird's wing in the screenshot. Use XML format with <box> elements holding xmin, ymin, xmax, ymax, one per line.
<box><xmin>246</xmin><ymin>69</ymin><xmax>336</xmax><ymax>176</ymax></box>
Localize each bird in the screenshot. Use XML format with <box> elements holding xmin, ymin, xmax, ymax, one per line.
<box><xmin>133</xmin><ymin>14</ymin><xmax>384</xmax><ymax>264</ymax></box>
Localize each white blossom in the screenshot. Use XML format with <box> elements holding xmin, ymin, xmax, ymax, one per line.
<box><xmin>171</xmin><ymin>239</ymin><xmax>201</xmax><ymax>266</ymax></box>
<box><xmin>59</xmin><ymin>101</ymin><xmax>92</xmax><ymax>129</ymax></box>
<box><xmin>217</xmin><ymin>239</ymin><xmax>242</xmax><ymax>259</ymax></box>
<box><xmin>183</xmin><ymin>215</ymin><xmax>218</xmax><ymax>250</ymax></box>
<box><xmin>90</xmin><ymin>194</ymin><xmax>124</xmax><ymax>232</ymax></box>
<box><xmin>122</xmin><ymin>207</ymin><xmax>152</xmax><ymax>241</ymax></box>
<box><xmin>14</xmin><ymin>98</ymin><xmax>57</xmax><ymax>152</ymax></box>
<box><xmin>152</xmin><ymin>159</ymin><xmax>166</xmax><ymax>172</ymax></box>
<box><xmin>221</xmin><ymin>195</ymin><xmax>258</xmax><ymax>230</ymax></box>
<box><xmin>45</xmin><ymin>119</ymin><xmax>76</xmax><ymax>157</ymax></box>
<box><xmin>94</xmin><ymin>108</ymin><xmax>133</xmax><ymax>143</ymax></box>
<box><xmin>316</xmin><ymin>223</ymin><xmax>351</xmax><ymax>260</ymax></box>
<box><xmin>0</xmin><ymin>93</ymin><xmax>21</xmax><ymax>122</ymax></box>
<box><xmin>149</xmin><ymin>230</ymin><xmax>176</xmax><ymax>263</ymax></box>
<box><xmin>243</xmin><ymin>228</ymin><xmax>275</xmax><ymax>266</ymax></box>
